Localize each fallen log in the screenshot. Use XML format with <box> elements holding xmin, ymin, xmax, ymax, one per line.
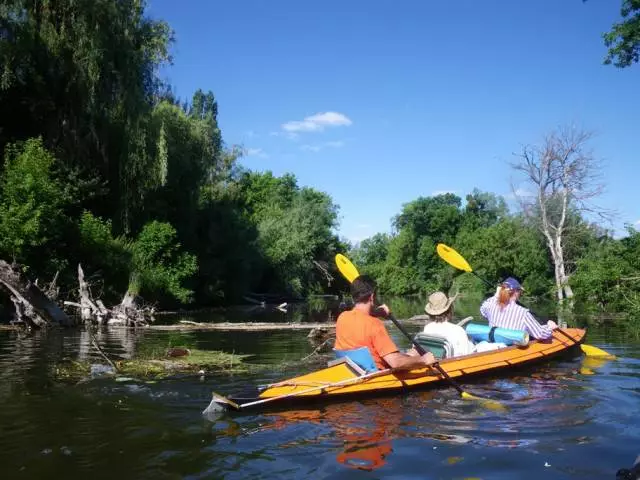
<box><xmin>147</xmin><ymin>321</ymin><xmax>338</xmax><ymax>331</ymax></box>
<box><xmin>64</xmin><ymin>264</ymin><xmax>155</xmax><ymax>327</ymax></box>
<box><xmin>144</xmin><ymin>316</ymin><xmax>431</xmax><ymax>332</ymax></box>
<box><xmin>0</xmin><ymin>260</ymin><xmax>73</xmax><ymax>328</ymax></box>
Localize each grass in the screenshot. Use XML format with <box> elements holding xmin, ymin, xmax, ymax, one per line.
<box><xmin>53</xmin><ymin>346</ymin><xmax>256</xmax><ymax>382</ymax></box>
<box><xmin>53</xmin><ymin>330</ymin><xmax>331</xmax><ymax>383</ymax></box>
<box><xmin>116</xmin><ymin>348</ymin><xmax>255</xmax><ymax>377</ymax></box>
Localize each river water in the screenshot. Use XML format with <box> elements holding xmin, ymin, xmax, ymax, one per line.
<box><xmin>0</xmin><ymin>300</ymin><xmax>638</xmax><ymax>479</ymax></box>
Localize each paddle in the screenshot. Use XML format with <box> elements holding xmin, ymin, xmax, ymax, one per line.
<box><xmin>435</xmin><ymin>243</ymin><xmax>614</xmax><ymax>359</ymax></box>
<box><xmin>334</xmin><ymin>254</ymin><xmax>506</xmax><ymax>411</ymax></box>
<box><xmin>206</xmin><ymin>367</ymin><xmax>393</xmax><ymax>412</ymax></box>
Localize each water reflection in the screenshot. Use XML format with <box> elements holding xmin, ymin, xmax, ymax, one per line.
<box><xmin>258</xmin><ymin>398</ymin><xmax>405</xmax><ymax>471</ymax></box>
<box><xmin>0</xmin><ymin>308</ymin><xmax>637</xmax><ymax>479</ymax></box>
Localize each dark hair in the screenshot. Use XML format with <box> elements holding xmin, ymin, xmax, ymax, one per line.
<box><xmin>427</xmin><ymin>307</ymin><xmax>453</xmax><ymax>323</ymax></box>
<box><xmin>350</xmin><ymin>274</ymin><xmax>377</xmax><ymax>303</ymax></box>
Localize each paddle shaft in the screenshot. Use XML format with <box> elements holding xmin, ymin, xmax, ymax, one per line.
<box><xmin>334</xmin><ymin>252</ymin><xmax>500</xmax><ymax>402</ymax></box>
<box><xmin>237</xmin><ymin>367</ymin><xmax>392</xmax><ymax>409</ymax></box>
<box><xmin>387</xmin><ymin>313</ymin><xmax>466</xmax><ymax>396</ymax></box>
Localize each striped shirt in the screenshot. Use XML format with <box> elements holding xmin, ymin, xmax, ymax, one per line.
<box><xmin>479</xmin><ymin>295</ymin><xmax>553</xmax><ymax>340</ymax></box>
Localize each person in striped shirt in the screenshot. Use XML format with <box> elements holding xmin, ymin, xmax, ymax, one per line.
<box><xmin>479</xmin><ymin>277</ymin><xmax>558</xmax><ymax>340</ymax></box>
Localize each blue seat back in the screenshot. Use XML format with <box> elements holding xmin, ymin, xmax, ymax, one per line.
<box><xmin>334</xmin><ymin>347</ymin><xmax>378</xmax><ymax>373</ymax></box>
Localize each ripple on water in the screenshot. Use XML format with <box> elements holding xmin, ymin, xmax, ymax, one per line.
<box><xmin>0</xmin><ymin>328</ymin><xmax>639</xmax><ymax>479</ymax></box>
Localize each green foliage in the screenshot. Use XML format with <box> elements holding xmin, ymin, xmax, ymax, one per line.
<box><xmin>461</xmin><ymin>189</ymin><xmax>509</xmax><ymax>230</ymax></box>
<box><xmin>193</xmin><ymin>195</ymin><xmax>263</xmax><ymax>303</ymax></box>
<box><xmin>0</xmin><ymin>0</ymin><xmax>173</xmax><ymax>232</ymax></box>
<box><xmin>77</xmin><ymin>211</ymin><xmax>133</xmax><ymax>301</ymax></box>
<box><xmin>131</xmin><ymin>221</ymin><xmax>198</xmax><ymax>304</ymax></box>
<box><xmin>570</xmin><ymin>239</ymin><xmax>631</xmax><ymax>311</ymax></box>
<box><xmin>0</xmin><ymin>0</ymin><xmax>638</xmax><ymax>327</ymax></box>
<box><xmin>603</xmin><ymin>0</ymin><xmax>640</xmax><ymax>67</ymax></box>
<box><xmin>455</xmin><ymin>216</ymin><xmax>553</xmax><ymax>297</ymax></box>
<box><xmin>239</xmin><ymin>172</ymin><xmax>341</xmax><ymax>296</ymax></box>
<box><xmin>0</xmin><ymin>138</ymin><xmax>69</xmax><ymax>266</ymax></box>
<box><xmin>142</xmin><ymin>96</ymin><xmax>222</xmax><ymax>238</ymax></box>
<box><xmin>570</xmin><ymin>228</ymin><xmax>640</xmax><ymax>321</ymax></box>
<box><xmin>0</xmin><ymin>2</ymin><xmax>347</xmax><ymax>308</ymax></box>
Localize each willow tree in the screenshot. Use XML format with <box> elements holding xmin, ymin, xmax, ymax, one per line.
<box><xmin>511</xmin><ymin>127</ymin><xmax>608</xmax><ymax>304</ymax></box>
<box><xmin>0</xmin><ymin>0</ymin><xmax>173</xmax><ymax>232</ymax></box>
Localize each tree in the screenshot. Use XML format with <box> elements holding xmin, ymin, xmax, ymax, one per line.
<box><xmin>0</xmin><ymin>137</ymin><xmax>71</xmax><ymax>276</ymax></box>
<box><xmin>511</xmin><ymin>126</ymin><xmax>608</xmax><ymax>304</ymax></box>
<box><xmin>570</xmin><ymin>236</ymin><xmax>633</xmax><ymax>312</ymax></box>
<box><xmin>602</xmin><ymin>0</ymin><xmax>640</xmax><ymax>68</ymax></box>
<box><xmin>455</xmin><ymin>216</ymin><xmax>553</xmax><ymax>298</ymax></box>
<box><xmin>0</xmin><ymin>0</ymin><xmax>173</xmax><ymax>232</ymax></box>
<box><xmin>461</xmin><ymin>189</ymin><xmax>509</xmax><ymax>230</ymax></box>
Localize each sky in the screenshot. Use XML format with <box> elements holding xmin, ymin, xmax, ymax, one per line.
<box><xmin>147</xmin><ymin>0</ymin><xmax>639</xmax><ymax>244</ymax></box>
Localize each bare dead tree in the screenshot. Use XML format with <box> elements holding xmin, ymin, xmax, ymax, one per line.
<box><xmin>510</xmin><ymin>126</ymin><xmax>613</xmax><ymax>304</ymax></box>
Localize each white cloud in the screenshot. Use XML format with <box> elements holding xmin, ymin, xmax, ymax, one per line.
<box><xmin>270</xmin><ymin>131</ymin><xmax>299</xmax><ymax>140</ymax></box>
<box><xmin>634</xmin><ymin>219</ymin><xmax>640</xmax><ymax>226</ymax></box>
<box><xmin>300</xmin><ymin>140</ymin><xmax>345</xmax><ymax>153</ymax></box>
<box><xmin>300</xmin><ymin>144</ymin><xmax>322</xmax><ymax>152</ymax></box>
<box><xmin>431</xmin><ymin>189</ymin><xmax>458</xmax><ymax>196</ymax></box>
<box><xmin>282</xmin><ymin>112</ymin><xmax>352</xmax><ymax>133</ymax></box>
<box><xmin>245</xmin><ymin>147</ymin><xmax>269</xmax><ymax>159</ymax></box>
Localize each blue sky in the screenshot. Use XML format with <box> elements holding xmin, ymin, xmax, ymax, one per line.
<box><xmin>147</xmin><ymin>0</ymin><xmax>639</xmax><ymax>244</ymax></box>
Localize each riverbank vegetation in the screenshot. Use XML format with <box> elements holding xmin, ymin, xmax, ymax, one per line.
<box><xmin>0</xmin><ymin>0</ymin><xmax>346</xmax><ymax>321</ymax></box>
<box><xmin>0</xmin><ymin>0</ymin><xmax>638</xmax><ymax>331</ymax></box>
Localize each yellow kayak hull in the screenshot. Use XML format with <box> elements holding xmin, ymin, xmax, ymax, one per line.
<box><xmin>209</xmin><ymin>328</ymin><xmax>586</xmax><ymax>411</ymax></box>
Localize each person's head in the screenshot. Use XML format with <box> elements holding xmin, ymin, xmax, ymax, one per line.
<box><xmin>350</xmin><ymin>274</ymin><xmax>377</xmax><ymax>307</ymax></box>
<box><xmin>424</xmin><ymin>291</ymin><xmax>457</xmax><ymax>322</ymax></box>
<box><xmin>497</xmin><ymin>277</ymin><xmax>523</xmax><ymax>307</ymax></box>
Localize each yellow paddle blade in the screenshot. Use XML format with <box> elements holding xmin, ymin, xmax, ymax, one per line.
<box><xmin>335</xmin><ymin>254</ymin><xmax>360</xmax><ymax>283</ymax></box>
<box><xmin>581</xmin><ymin>344</ymin><xmax>616</xmax><ymax>359</ymax></box>
<box><xmin>460</xmin><ymin>391</ymin><xmax>508</xmax><ymax>411</ymax></box>
<box><xmin>436</xmin><ymin>243</ymin><xmax>473</xmax><ymax>273</ymax></box>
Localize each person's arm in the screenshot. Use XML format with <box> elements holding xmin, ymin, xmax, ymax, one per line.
<box><xmin>371</xmin><ymin>318</ymin><xmax>435</xmax><ymax>369</ymax></box>
<box><xmin>480</xmin><ymin>297</ymin><xmax>492</xmax><ymax>319</ymax></box>
<box><xmin>383</xmin><ymin>351</ymin><xmax>436</xmax><ymax>369</ymax></box>
<box><xmin>522</xmin><ymin>310</ymin><xmax>554</xmax><ymax>340</ymax></box>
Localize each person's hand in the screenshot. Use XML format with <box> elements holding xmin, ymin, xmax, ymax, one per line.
<box><xmin>377</xmin><ymin>304</ymin><xmax>390</xmax><ymax>317</ymax></box>
<box><xmin>406</xmin><ymin>347</ymin><xmax>419</xmax><ymax>357</ymax></box>
<box><xmin>421</xmin><ymin>351</ymin><xmax>436</xmax><ymax>365</ymax></box>
<box><xmin>494</xmin><ymin>286</ymin><xmax>501</xmax><ymax>297</ymax></box>
<box><xmin>547</xmin><ymin>320</ymin><xmax>558</xmax><ymax>330</ymax></box>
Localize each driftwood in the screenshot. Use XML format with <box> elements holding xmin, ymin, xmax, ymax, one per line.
<box><xmin>0</xmin><ymin>260</ymin><xmax>73</xmax><ymax>328</ymax></box>
<box><xmin>147</xmin><ymin>315</ymin><xmax>433</xmax><ymax>332</ymax></box>
<box><xmin>63</xmin><ymin>264</ymin><xmax>155</xmax><ymax>327</ymax></box>
<box><xmin>148</xmin><ymin>321</ymin><xmax>339</xmax><ymax>331</ymax></box>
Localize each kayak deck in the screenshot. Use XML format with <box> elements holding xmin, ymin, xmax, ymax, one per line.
<box><xmin>208</xmin><ymin>328</ymin><xmax>586</xmax><ymax>411</ymax></box>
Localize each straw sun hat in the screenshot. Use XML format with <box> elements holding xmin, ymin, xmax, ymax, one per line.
<box><xmin>424</xmin><ymin>291</ymin><xmax>458</xmax><ymax>316</ymax></box>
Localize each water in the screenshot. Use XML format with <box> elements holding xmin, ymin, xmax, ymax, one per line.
<box><xmin>0</xmin><ymin>304</ymin><xmax>638</xmax><ymax>479</ymax></box>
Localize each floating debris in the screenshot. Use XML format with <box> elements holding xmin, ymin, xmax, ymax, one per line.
<box><xmin>90</xmin><ymin>364</ymin><xmax>115</xmax><ymax>378</ymax></box>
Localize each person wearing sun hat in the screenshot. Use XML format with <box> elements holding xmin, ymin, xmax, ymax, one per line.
<box><xmin>421</xmin><ymin>291</ymin><xmax>476</xmax><ymax>356</ymax></box>
<box><xmin>480</xmin><ymin>276</ymin><xmax>558</xmax><ymax>340</ymax></box>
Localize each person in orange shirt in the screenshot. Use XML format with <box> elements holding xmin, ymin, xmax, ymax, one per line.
<box><xmin>335</xmin><ymin>274</ymin><xmax>436</xmax><ymax>370</ymax></box>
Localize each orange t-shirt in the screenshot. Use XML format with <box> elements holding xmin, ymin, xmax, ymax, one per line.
<box><xmin>334</xmin><ymin>309</ymin><xmax>399</xmax><ymax>370</ymax></box>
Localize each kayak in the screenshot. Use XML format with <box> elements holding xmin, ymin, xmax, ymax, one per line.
<box><xmin>205</xmin><ymin>328</ymin><xmax>586</xmax><ymax>412</ymax></box>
